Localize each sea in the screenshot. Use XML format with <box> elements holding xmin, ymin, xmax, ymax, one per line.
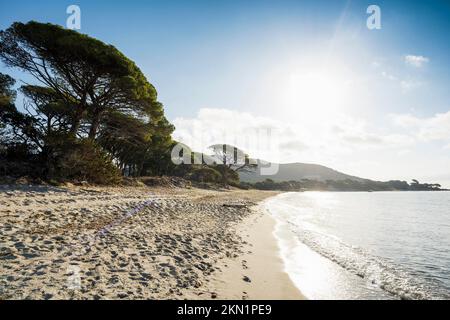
<box><xmin>264</xmin><ymin>191</ymin><xmax>450</xmax><ymax>300</ymax></box>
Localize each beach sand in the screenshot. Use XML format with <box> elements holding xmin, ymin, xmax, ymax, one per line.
<box><xmin>208</xmin><ymin>206</ymin><xmax>304</xmax><ymax>299</ymax></box>
<box><xmin>0</xmin><ymin>184</ymin><xmax>303</xmax><ymax>300</ymax></box>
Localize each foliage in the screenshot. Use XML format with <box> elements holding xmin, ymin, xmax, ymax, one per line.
<box><xmin>187</xmin><ymin>166</ymin><xmax>222</xmax><ymax>183</ymax></box>
<box><xmin>0</xmin><ymin>72</ymin><xmax>15</xmax><ymax>106</ymax></box>
<box><xmin>0</xmin><ymin>22</ymin><xmax>174</xmax><ymax>184</ymax></box>
<box><xmin>56</xmin><ymin>139</ymin><xmax>122</xmax><ymax>184</ymax></box>
<box><xmin>241</xmin><ymin>178</ymin><xmax>445</xmax><ymax>192</ymax></box>
<box><xmin>208</xmin><ymin>144</ymin><xmax>257</xmax><ymax>184</ymax></box>
<box><xmin>0</xmin><ymin>21</ymin><xmax>162</xmax><ymax>138</ymax></box>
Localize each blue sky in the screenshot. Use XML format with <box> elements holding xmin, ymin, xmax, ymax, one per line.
<box><xmin>1</xmin><ymin>0</ymin><xmax>450</xmax><ymax>185</ymax></box>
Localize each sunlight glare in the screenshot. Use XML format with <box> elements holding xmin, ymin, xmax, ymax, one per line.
<box><xmin>282</xmin><ymin>70</ymin><xmax>349</xmax><ymax>120</ymax></box>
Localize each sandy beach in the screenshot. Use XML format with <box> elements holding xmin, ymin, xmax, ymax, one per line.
<box><xmin>208</xmin><ymin>205</ymin><xmax>303</xmax><ymax>299</ymax></box>
<box><xmin>0</xmin><ymin>183</ymin><xmax>303</xmax><ymax>300</ymax></box>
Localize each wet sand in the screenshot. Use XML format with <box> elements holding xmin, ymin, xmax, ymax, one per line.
<box><xmin>209</xmin><ymin>205</ymin><xmax>304</xmax><ymax>299</ymax></box>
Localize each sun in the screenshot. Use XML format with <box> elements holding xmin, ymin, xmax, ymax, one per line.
<box><xmin>282</xmin><ymin>70</ymin><xmax>349</xmax><ymax>120</ymax></box>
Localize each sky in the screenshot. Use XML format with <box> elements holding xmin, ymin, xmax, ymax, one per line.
<box><xmin>1</xmin><ymin>0</ymin><xmax>450</xmax><ymax>186</ymax></box>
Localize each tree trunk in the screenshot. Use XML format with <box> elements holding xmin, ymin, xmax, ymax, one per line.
<box><xmin>88</xmin><ymin>109</ymin><xmax>103</xmax><ymax>140</ymax></box>
<box><xmin>69</xmin><ymin>99</ymin><xmax>87</xmax><ymax>137</ymax></box>
<box><xmin>42</xmin><ymin>146</ymin><xmax>55</xmax><ymax>180</ymax></box>
<box><xmin>221</xmin><ymin>165</ymin><xmax>228</xmax><ymax>185</ymax></box>
<box><xmin>69</xmin><ymin>111</ymin><xmax>84</xmax><ymax>136</ymax></box>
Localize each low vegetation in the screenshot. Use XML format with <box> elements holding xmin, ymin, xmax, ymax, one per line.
<box><xmin>241</xmin><ymin>178</ymin><xmax>446</xmax><ymax>192</ymax></box>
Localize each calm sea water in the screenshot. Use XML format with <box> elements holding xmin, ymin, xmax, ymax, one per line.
<box><xmin>264</xmin><ymin>191</ymin><xmax>450</xmax><ymax>300</ymax></box>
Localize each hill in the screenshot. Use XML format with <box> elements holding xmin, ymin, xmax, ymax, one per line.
<box><xmin>239</xmin><ymin>161</ymin><xmax>366</xmax><ymax>183</ymax></box>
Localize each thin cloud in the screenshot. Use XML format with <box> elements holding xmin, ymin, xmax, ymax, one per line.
<box><xmin>173</xmin><ymin>108</ymin><xmax>415</xmax><ymax>163</ymax></box>
<box><xmin>404</xmin><ymin>55</ymin><xmax>429</xmax><ymax>67</ymax></box>
<box><xmin>400</xmin><ymin>79</ymin><xmax>424</xmax><ymax>92</ymax></box>
<box><xmin>390</xmin><ymin>111</ymin><xmax>450</xmax><ymax>142</ymax></box>
<box><xmin>381</xmin><ymin>71</ymin><xmax>397</xmax><ymax>81</ymax></box>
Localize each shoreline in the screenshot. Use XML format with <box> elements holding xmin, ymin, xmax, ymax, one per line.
<box><xmin>207</xmin><ymin>202</ymin><xmax>305</xmax><ymax>299</ymax></box>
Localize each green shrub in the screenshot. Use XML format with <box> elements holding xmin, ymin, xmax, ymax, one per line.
<box><xmin>187</xmin><ymin>166</ymin><xmax>222</xmax><ymax>183</ymax></box>
<box><xmin>55</xmin><ymin>139</ymin><xmax>121</xmax><ymax>185</ymax></box>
